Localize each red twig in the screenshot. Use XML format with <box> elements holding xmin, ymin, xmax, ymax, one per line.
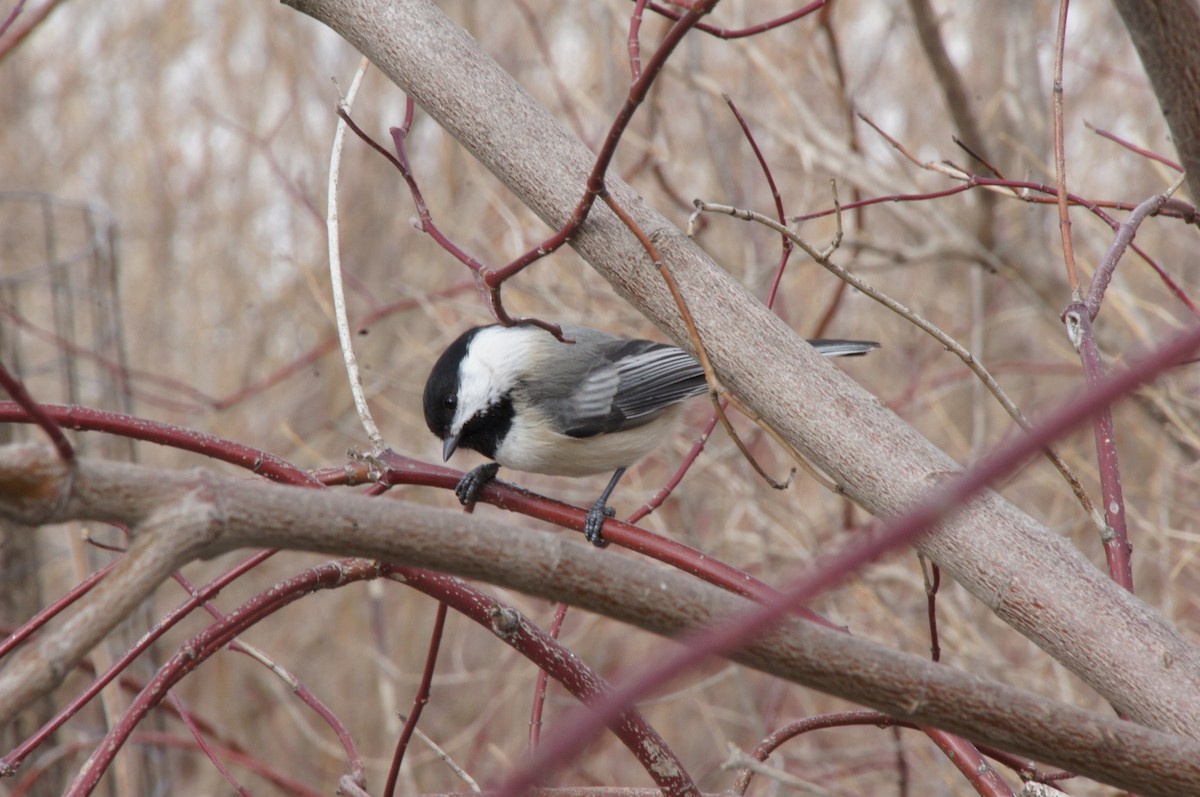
<box><xmin>1</xmin><ymin>551</ymin><xmax>276</xmax><ymax>774</ymax></box>
<box><xmin>722</xmin><ymin>95</ymin><xmax>793</xmax><ymax>309</ymax></box>
<box><xmin>0</xmin><ymin>561</ymin><xmax>117</xmax><ymax>662</ymax></box>
<box><xmin>0</xmin><ymin>0</ymin><xmax>26</xmax><ymax>39</ymax></box>
<box><xmin>643</xmin><ymin>0</ymin><xmax>826</xmax><ymax>39</ymax></box>
<box><xmin>921</xmin><ymin>558</ymin><xmax>942</xmax><ymax>663</ymax></box>
<box><xmin>733</xmin><ymin>711</ymin><xmax>914</xmax><ymax>795</ymax></box>
<box><xmin>1087</xmin><ymin>123</ymin><xmax>1183</xmax><ymax>172</ymax></box>
<box><xmin>385</xmin><ymin>566</ymin><xmax>699</xmax><ymax>797</ymax></box>
<box><xmin>0</xmin><ymin>0</ymin><xmax>66</xmax><ymax>61</ymax></box>
<box><xmin>626</xmin><ymin>410</ymin><xmax>721</xmax><ymax>525</ymax></box>
<box><xmin>383</xmin><ymin>602</ymin><xmax>448</xmax><ymax>797</ymax></box>
<box><xmin>0</xmin><ymin>301</ymin><xmax>217</xmax><ymax>413</ymax></box>
<box><xmin>178</xmin><ymin>569</ymin><xmax>368</xmax><ymax>787</ymax></box>
<box><xmin>733</xmin><ymin>711</ymin><xmax>1074</xmax><ymax>794</ymax></box>
<box><xmin>1063</xmin><ymin>306</ymin><xmax>1132</xmax><ymax>591</ymax></box>
<box><xmin>512</xmin><ymin>0</ymin><xmax>593</xmax><ymax>146</ymax></box>
<box><xmin>374</xmin><ymin>449</ymin><xmax>839</xmax><ymax>630</ymax></box>
<box><xmin>62</xmin><ymin>560</ymin><xmax>383</xmax><ymax>797</ymax></box>
<box><xmin>0</xmin><ymin>361</ymin><xmax>74</xmax><ymax>463</ymax></box>
<box><xmin>212</xmin><ymin>279</ymin><xmax>475</xmax><ymax>411</ymax></box>
<box><xmin>528</xmin><ymin>601</ymin><xmax>570</xmax><ymax>750</ymax></box>
<box><xmin>11</xmin><ymin>731</ymin><xmax>324</xmax><ymax>797</ymax></box>
<box><xmin>628</xmin><ymin>0</ymin><xmax>648</xmax><ymax>80</ymax></box>
<box><xmin>166</xmin><ymin>691</ymin><xmax>251</xmax><ymax>796</ymax></box>
<box><xmin>0</xmin><ymin>402</ymin><xmax>318</xmax><ymax>486</ymax></box>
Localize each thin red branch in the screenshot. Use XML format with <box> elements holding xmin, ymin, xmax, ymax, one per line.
<box><xmin>643</xmin><ymin>0</ymin><xmax>826</xmax><ymax>39</ymax></box>
<box><xmin>628</xmin><ymin>0</ymin><xmax>648</xmax><ymax>80</ymax></box>
<box><xmin>179</xmin><ymin>569</ymin><xmax>368</xmax><ymax>787</ymax></box>
<box><xmin>384</xmin><ymin>566</ymin><xmax>700</xmax><ymax>797</ymax></box>
<box><xmin>374</xmin><ymin>449</ymin><xmax>840</xmax><ymax>630</ymax></box>
<box><xmin>166</xmin><ymin>691</ymin><xmax>252</xmax><ymax>797</ymax></box>
<box><xmin>0</xmin><ymin>402</ymin><xmax>318</xmax><ymax>486</ymax></box>
<box><xmin>924</xmin><ymin>560</ymin><xmax>942</xmax><ymax>662</ymax></box>
<box><xmin>383</xmin><ymin>602</ymin><xmax>448</xmax><ymax>797</ymax></box>
<box><xmin>0</xmin><ymin>0</ymin><xmax>66</xmax><ymax>61</ymax></box>
<box><xmin>11</xmin><ymin>731</ymin><xmax>324</xmax><ymax>797</ymax></box>
<box><xmin>733</xmin><ymin>711</ymin><xmax>914</xmax><ymax>795</ymax></box>
<box><xmin>722</xmin><ymin>95</ymin><xmax>793</xmax><ymax>309</ymax></box>
<box><xmin>0</xmin><ymin>301</ymin><xmax>216</xmax><ymax>413</ymax></box>
<box><xmin>1087</xmin><ymin>123</ymin><xmax>1183</xmax><ymax>171</ymax></box>
<box><xmin>512</xmin><ymin>0</ymin><xmax>592</xmax><ymax>147</ymax></box>
<box><xmin>0</xmin><ymin>560</ymin><xmax>117</xmax><ymax>661</ymax></box>
<box><xmin>1063</xmin><ymin>306</ymin><xmax>1133</xmax><ymax>591</ymax></box>
<box><xmin>61</xmin><ymin>560</ymin><xmax>384</xmax><ymax>797</ymax></box>
<box><xmin>528</xmin><ymin>601</ymin><xmax>570</xmax><ymax>750</ymax></box>
<box><xmin>0</xmin><ymin>361</ymin><xmax>74</xmax><ymax>462</ymax></box>
<box><xmin>0</xmin><ymin>551</ymin><xmax>276</xmax><ymax>774</ymax></box>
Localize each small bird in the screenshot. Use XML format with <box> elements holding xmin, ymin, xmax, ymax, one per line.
<box><xmin>423</xmin><ymin>323</ymin><xmax>878</xmax><ymax>546</ymax></box>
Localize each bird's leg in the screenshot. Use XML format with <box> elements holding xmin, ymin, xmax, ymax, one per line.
<box><xmin>584</xmin><ymin>467</ymin><xmax>626</xmax><ymax>547</ymax></box>
<box><xmin>455</xmin><ymin>462</ymin><xmax>501</xmax><ymax>506</ymax></box>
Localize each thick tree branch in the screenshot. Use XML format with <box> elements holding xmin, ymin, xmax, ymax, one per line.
<box><xmin>1111</xmin><ymin>0</ymin><xmax>1200</xmax><ymax>200</ymax></box>
<box><xmin>1</xmin><ymin>444</ymin><xmax>1200</xmax><ymax>796</ymax></box>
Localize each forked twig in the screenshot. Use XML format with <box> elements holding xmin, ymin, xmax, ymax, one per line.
<box><xmin>692</xmin><ymin>193</ymin><xmax>1102</xmax><ymax>526</ymax></box>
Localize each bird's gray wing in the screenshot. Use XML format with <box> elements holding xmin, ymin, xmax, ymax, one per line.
<box><xmin>551</xmin><ymin>335</ymin><xmax>878</xmax><ymax>437</ymax></box>
<box><xmin>556</xmin><ymin>340</ymin><xmax>707</xmax><ymax>438</ymax></box>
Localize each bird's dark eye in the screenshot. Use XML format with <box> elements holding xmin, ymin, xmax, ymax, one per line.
<box><xmin>443</xmin><ymin>395</ymin><xmax>457</xmax><ymax>409</ymax></box>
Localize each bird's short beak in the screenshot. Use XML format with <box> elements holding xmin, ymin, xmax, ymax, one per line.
<box><xmin>442</xmin><ymin>432</ymin><xmax>461</xmax><ymax>462</ymax></box>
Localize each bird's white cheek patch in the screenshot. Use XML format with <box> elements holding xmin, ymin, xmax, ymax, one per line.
<box><xmin>452</xmin><ymin>366</ymin><xmax>493</xmax><ymax>433</ymax></box>
<box><xmin>451</xmin><ymin>326</ymin><xmax>536</xmax><ymax>433</ymax></box>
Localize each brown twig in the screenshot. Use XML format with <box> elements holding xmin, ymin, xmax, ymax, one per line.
<box><xmin>1051</xmin><ymin>0</ymin><xmax>1080</xmax><ymax>296</ymax></box>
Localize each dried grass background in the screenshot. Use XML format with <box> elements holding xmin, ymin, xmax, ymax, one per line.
<box><xmin>2</xmin><ymin>1</ymin><xmax>1198</xmax><ymax>795</ymax></box>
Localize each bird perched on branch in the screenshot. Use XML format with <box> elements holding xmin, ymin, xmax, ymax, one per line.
<box><xmin>423</xmin><ymin>323</ymin><xmax>877</xmax><ymax>546</ymax></box>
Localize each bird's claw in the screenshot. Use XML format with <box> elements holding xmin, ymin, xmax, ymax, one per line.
<box><xmin>455</xmin><ymin>462</ymin><xmax>500</xmax><ymax>506</ymax></box>
<box><xmin>584</xmin><ymin>502</ymin><xmax>615</xmax><ymax>548</ymax></box>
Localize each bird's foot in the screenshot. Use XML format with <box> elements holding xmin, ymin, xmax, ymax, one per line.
<box><xmin>455</xmin><ymin>462</ymin><xmax>500</xmax><ymax>506</ymax></box>
<box><xmin>584</xmin><ymin>500</ymin><xmax>615</xmax><ymax>548</ymax></box>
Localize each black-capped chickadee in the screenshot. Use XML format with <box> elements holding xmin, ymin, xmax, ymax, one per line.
<box><xmin>423</xmin><ymin>323</ymin><xmax>878</xmax><ymax>546</ymax></box>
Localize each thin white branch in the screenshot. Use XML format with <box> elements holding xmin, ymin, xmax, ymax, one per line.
<box><xmin>327</xmin><ymin>56</ymin><xmax>384</xmax><ymax>449</ymax></box>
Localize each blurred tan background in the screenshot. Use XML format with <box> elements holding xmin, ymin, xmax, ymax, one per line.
<box><xmin>2</xmin><ymin>1</ymin><xmax>1197</xmax><ymax>794</ymax></box>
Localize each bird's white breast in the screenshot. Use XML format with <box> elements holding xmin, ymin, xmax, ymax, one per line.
<box><xmin>495</xmin><ymin>404</ymin><xmax>684</xmax><ymax>476</ymax></box>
